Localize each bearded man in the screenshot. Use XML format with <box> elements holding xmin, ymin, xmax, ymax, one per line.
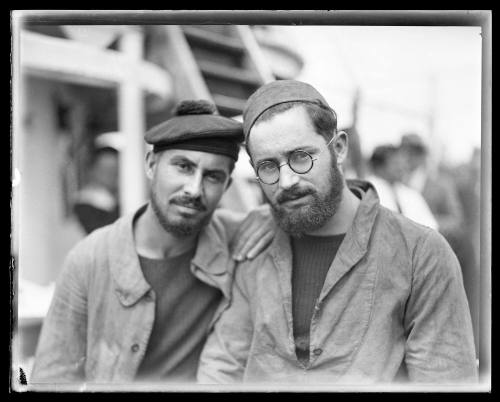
<box><xmin>197</xmin><ymin>80</ymin><xmax>477</xmax><ymax>386</ymax></box>
<box><xmin>30</xmin><ymin>100</ymin><xmax>274</xmax><ymax>387</ymax></box>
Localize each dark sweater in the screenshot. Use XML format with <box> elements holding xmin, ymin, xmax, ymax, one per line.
<box><xmin>291</xmin><ymin>233</ymin><xmax>346</xmax><ymax>365</ymax></box>
<box><xmin>135</xmin><ymin>248</ymin><xmax>222</xmax><ymax>382</ymax></box>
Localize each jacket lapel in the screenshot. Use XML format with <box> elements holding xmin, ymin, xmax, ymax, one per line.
<box><xmin>109</xmin><ymin>205</ymin><xmax>151</xmax><ymax>307</ymax></box>
<box><xmin>191</xmin><ymin>220</ymin><xmax>234</xmax><ymax>300</ymax></box>
<box><xmin>270</xmin><ymin>230</ymin><xmax>296</xmax><ymax>350</ymax></box>
<box><xmin>318</xmin><ymin>183</ymin><xmax>380</xmax><ymax>304</ymax></box>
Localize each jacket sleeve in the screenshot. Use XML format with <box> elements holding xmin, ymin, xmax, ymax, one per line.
<box><xmin>197</xmin><ymin>264</ymin><xmax>253</xmax><ymax>383</ymax></box>
<box><xmin>403</xmin><ymin>229</ymin><xmax>478</xmax><ymax>383</ymax></box>
<box><xmin>30</xmin><ymin>243</ymin><xmax>89</xmax><ymax>384</ymax></box>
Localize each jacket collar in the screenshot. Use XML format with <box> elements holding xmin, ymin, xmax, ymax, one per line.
<box><xmin>339</xmin><ymin>179</ymin><xmax>380</xmax><ymax>262</ymax></box>
<box><xmin>108</xmin><ymin>204</ymin><xmax>151</xmax><ymax>307</ymax></box>
<box><xmin>109</xmin><ymin>204</ymin><xmax>232</xmax><ymax>307</ymax></box>
<box><xmin>190</xmin><ymin>218</ymin><xmax>233</xmax><ymax>300</ymax></box>
<box><xmin>317</xmin><ymin>179</ymin><xmax>380</xmax><ymax>302</ymax></box>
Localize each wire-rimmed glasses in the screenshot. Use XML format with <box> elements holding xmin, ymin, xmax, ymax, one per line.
<box><xmin>256</xmin><ymin>136</ymin><xmax>335</xmax><ymax>185</ymax></box>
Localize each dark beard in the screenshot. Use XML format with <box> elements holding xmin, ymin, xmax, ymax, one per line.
<box><xmin>150</xmin><ymin>189</ymin><xmax>210</xmax><ymax>237</ymax></box>
<box><xmin>271</xmin><ymin>156</ymin><xmax>344</xmax><ymax>237</ymax></box>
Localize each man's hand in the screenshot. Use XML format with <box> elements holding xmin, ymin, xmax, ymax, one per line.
<box><xmin>231</xmin><ymin>204</ymin><xmax>276</xmax><ymax>261</ymax></box>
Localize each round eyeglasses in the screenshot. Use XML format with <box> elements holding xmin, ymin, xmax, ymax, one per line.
<box><xmin>255</xmin><ymin>136</ymin><xmax>335</xmax><ymax>185</ymax></box>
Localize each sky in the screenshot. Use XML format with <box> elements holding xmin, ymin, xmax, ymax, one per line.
<box><xmin>272</xmin><ymin>26</ymin><xmax>483</xmax><ymax>165</ymax></box>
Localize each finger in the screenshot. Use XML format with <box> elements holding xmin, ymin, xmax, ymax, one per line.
<box><xmin>232</xmin><ymin>218</ymin><xmax>270</xmax><ymax>258</ymax></box>
<box><xmin>234</xmin><ymin>223</ymin><xmax>274</xmax><ymax>260</ymax></box>
<box><xmin>232</xmin><ymin>205</ymin><xmax>273</xmax><ymax>259</ymax></box>
<box><xmin>234</xmin><ymin>228</ymin><xmax>265</xmax><ymax>261</ymax></box>
<box><xmin>231</xmin><ymin>219</ymin><xmax>255</xmax><ymax>254</ymax></box>
<box><xmin>232</xmin><ymin>233</ymin><xmax>253</xmax><ymax>260</ymax></box>
<box><xmin>242</xmin><ymin>227</ymin><xmax>275</xmax><ymax>258</ymax></box>
<box><xmin>246</xmin><ymin>231</ymin><xmax>275</xmax><ymax>260</ymax></box>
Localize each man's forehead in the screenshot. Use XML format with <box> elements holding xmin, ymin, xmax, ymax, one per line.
<box><xmin>160</xmin><ymin>149</ymin><xmax>233</xmax><ymax>169</ymax></box>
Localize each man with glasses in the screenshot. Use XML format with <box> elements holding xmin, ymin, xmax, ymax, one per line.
<box><xmin>197</xmin><ymin>80</ymin><xmax>477</xmax><ymax>385</ymax></box>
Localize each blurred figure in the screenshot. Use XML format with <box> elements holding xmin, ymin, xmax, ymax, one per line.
<box><xmin>399</xmin><ymin>133</ymin><xmax>463</xmax><ymax>239</ymax></box>
<box><xmin>73</xmin><ymin>132</ymin><xmax>122</xmax><ymax>234</ymax></box>
<box><xmin>367</xmin><ymin>144</ymin><xmax>438</xmax><ymax>229</ymax></box>
<box><xmin>455</xmin><ymin>147</ymin><xmax>481</xmax><ymax>263</ymax></box>
<box><xmin>400</xmin><ymin>133</ymin><xmax>478</xmax><ymax>356</ymax></box>
<box><xmin>452</xmin><ymin>147</ymin><xmax>481</xmax><ymax>355</ymax></box>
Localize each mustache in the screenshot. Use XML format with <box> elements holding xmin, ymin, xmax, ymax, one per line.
<box><xmin>170</xmin><ymin>195</ymin><xmax>207</xmax><ymax>211</ymax></box>
<box><xmin>276</xmin><ymin>185</ymin><xmax>315</xmax><ymax>204</ymax></box>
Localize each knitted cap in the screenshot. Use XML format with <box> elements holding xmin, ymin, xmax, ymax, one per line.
<box><xmin>144</xmin><ymin>100</ymin><xmax>244</xmax><ymax>161</ymax></box>
<box><xmin>242</xmin><ymin>80</ymin><xmax>331</xmax><ymax>140</ymax></box>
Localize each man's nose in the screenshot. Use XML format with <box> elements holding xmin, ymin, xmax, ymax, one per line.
<box><xmin>278</xmin><ymin>164</ymin><xmax>300</xmax><ymax>190</ymax></box>
<box><xmin>183</xmin><ymin>171</ymin><xmax>203</xmax><ymax>198</ymax></box>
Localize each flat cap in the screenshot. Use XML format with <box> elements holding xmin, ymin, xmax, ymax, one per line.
<box><xmin>243</xmin><ymin>80</ymin><xmax>331</xmax><ymax>139</ymax></box>
<box><xmin>145</xmin><ymin>100</ymin><xmax>244</xmax><ymax>161</ymax></box>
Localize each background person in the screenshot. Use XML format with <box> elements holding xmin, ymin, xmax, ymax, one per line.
<box><xmin>73</xmin><ymin>132</ymin><xmax>122</xmax><ymax>234</ymax></box>
<box><xmin>367</xmin><ymin>144</ymin><xmax>438</xmax><ymax>229</ymax></box>
<box><xmin>399</xmin><ymin>133</ymin><xmax>463</xmax><ymax>239</ymax></box>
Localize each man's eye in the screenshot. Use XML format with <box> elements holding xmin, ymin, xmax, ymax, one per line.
<box><xmin>291</xmin><ymin>151</ymin><xmax>311</xmax><ymax>163</ymax></box>
<box><xmin>176</xmin><ymin>163</ymin><xmax>193</xmax><ymax>172</ymax></box>
<box><xmin>259</xmin><ymin>162</ymin><xmax>277</xmax><ymax>174</ymax></box>
<box><xmin>205</xmin><ymin>173</ymin><xmax>223</xmax><ymax>183</ymax></box>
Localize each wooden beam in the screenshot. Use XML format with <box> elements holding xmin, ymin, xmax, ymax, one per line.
<box><xmin>148</xmin><ymin>25</ymin><xmax>212</xmax><ymax>102</ymax></box>
<box><xmin>198</xmin><ymin>59</ymin><xmax>261</xmax><ymax>87</ymax></box>
<box><xmin>117</xmin><ymin>29</ymin><xmax>148</xmax><ymax>214</ymax></box>
<box><xmin>236</xmin><ymin>26</ymin><xmax>275</xmax><ymax>84</ymax></box>
<box><xmin>19</xmin><ymin>30</ymin><xmax>173</xmax><ymax>99</ymax></box>
<box><xmin>182</xmin><ymin>26</ymin><xmax>245</xmax><ymax>55</ymax></box>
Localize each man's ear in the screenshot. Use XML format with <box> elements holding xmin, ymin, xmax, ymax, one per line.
<box><xmin>332</xmin><ymin>131</ymin><xmax>349</xmax><ymax>165</ymax></box>
<box><xmin>145</xmin><ymin>151</ymin><xmax>156</xmax><ymax>180</ymax></box>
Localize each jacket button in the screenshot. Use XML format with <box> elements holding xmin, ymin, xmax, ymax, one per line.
<box><xmin>313</xmin><ymin>348</ymin><xmax>323</xmax><ymax>356</ymax></box>
<box><xmin>131</xmin><ymin>344</ymin><xmax>140</xmax><ymax>353</ymax></box>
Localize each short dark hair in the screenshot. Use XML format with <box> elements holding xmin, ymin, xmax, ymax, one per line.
<box><xmin>252</xmin><ymin>100</ymin><xmax>337</xmax><ymax>143</ymax></box>
<box><xmin>245</xmin><ymin>101</ymin><xmax>338</xmax><ymax>162</ymax></box>
<box><xmin>400</xmin><ymin>133</ymin><xmax>428</xmax><ymax>157</ymax></box>
<box><xmin>369</xmin><ymin>145</ymin><xmax>398</xmax><ymax>170</ymax></box>
<box><xmin>227</xmin><ymin>157</ymin><xmax>236</xmax><ymax>174</ymax></box>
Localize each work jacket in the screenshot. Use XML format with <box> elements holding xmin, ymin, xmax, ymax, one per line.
<box><xmin>31</xmin><ymin>205</ymin><xmax>241</xmax><ymax>385</ymax></box>
<box><xmin>197</xmin><ymin>180</ymin><xmax>478</xmax><ymax>386</ymax></box>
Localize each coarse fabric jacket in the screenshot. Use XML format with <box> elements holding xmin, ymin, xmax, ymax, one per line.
<box><xmin>31</xmin><ymin>205</ymin><xmax>241</xmax><ymax>385</ymax></box>
<box><xmin>197</xmin><ymin>180</ymin><xmax>478</xmax><ymax>386</ymax></box>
